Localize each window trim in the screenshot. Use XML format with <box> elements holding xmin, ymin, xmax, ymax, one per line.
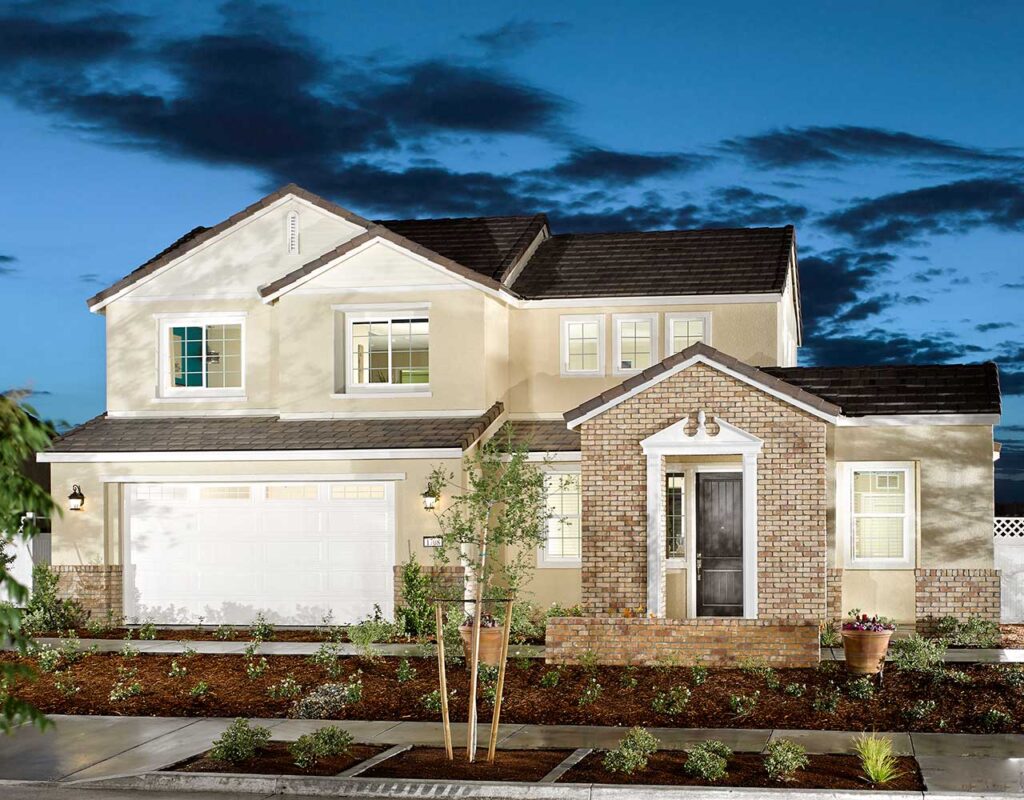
<box><xmin>342</xmin><ymin>307</ymin><xmax>430</xmax><ymax>394</ymax></box>
<box><xmin>156</xmin><ymin>313</ymin><xmax>247</xmax><ymax>399</ymax></box>
<box><xmin>664</xmin><ymin>312</ymin><xmax>711</xmax><ymax>357</ymax></box>
<box><xmin>538</xmin><ymin>469</ymin><xmax>582</xmax><ymax>568</ymax></box>
<box><xmin>612</xmin><ymin>313</ymin><xmax>658</xmax><ymax>376</ymax></box>
<box><xmin>559</xmin><ymin>314</ymin><xmax>605</xmax><ymax>377</ymax></box>
<box><xmin>837</xmin><ymin>461</ymin><xmax>917</xmax><ymax>570</ymax></box>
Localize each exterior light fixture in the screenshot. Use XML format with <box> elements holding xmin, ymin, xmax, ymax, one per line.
<box><xmin>421</xmin><ymin>489</ymin><xmax>439</xmax><ymax>510</ymax></box>
<box><xmin>67</xmin><ymin>485</ymin><xmax>85</xmax><ymax>511</ymax></box>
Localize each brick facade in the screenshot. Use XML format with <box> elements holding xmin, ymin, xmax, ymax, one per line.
<box><xmin>546</xmin><ymin>616</ymin><xmax>820</xmax><ymax>667</ymax></box>
<box><xmin>393</xmin><ymin>563</ymin><xmax>466</xmax><ymax>610</ymax></box>
<box><xmin>579</xmin><ymin>362</ymin><xmax>828</xmax><ymax>621</ymax></box>
<box><xmin>826</xmin><ymin>567</ymin><xmax>844</xmax><ymax>622</ymax></box>
<box><xmin>914</xmin><ymin>568</ymin><xmax>1001</xmax><ymax>635</ymax></box>
<box><xmin>54</xmin><ymin>565</ymin><xmax>123</xmax><ymax>620</ymax></box>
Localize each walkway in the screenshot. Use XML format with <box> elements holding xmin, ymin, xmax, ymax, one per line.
<box><xmin>2</xmin><ymin>715</ymin><xmax>1024</xmax><ymax>793</ymax></box>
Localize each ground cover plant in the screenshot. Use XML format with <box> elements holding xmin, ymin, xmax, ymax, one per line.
<box><xmin>5</xmin><ymin>651</ymin><xmax>1024</xmax><ymax>733</ymax></box>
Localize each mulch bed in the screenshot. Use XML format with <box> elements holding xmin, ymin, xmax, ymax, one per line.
<box><xmin>359</xmin><ymin>746</ymin><xmax>570</xmax><ymax>782</ymax></box>
<box><xmin>5</xmin><ymin>652</ymin><xmax>1023</xmax><ymax>733</ymax></box>
<box><xmin>562</xmin><ymin>751</ymin><xmax>924</xmax><ymax>790</ymax></box>
<box><xmin>170</xmin><ymin>742</ymin><xmax>386</xmax><ymax>776</ymax></box>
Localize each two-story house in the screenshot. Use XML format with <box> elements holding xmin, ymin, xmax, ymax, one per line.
<box><xmin>40</xmin><ymin>185</ymin><xmax>1001</xmax><ymax>660</ymax></box>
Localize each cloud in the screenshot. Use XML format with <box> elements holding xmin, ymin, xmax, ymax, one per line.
<box><xmin>544</xmin><ymin>146</ymin><xmax>712</xmax><ymax>185</ymax></box>
<box><xmin>721</xmin><ymin>125</ymin><xmax>1023</xmax><ymax>170</ymax></box>
<box><xmin>0</xmin><ymin>253</ymin><xmax>16</xmax><ymax>275</ymax></box>
<box><xmin>0</xmin><ymin>9</ymin><xmax>138</xmax><ymax>68</ymax></box>
<box><xmin>821</xmin><ymin>178</ymin><xmax>1024</xmax><ymax>247</ymax></box>
<box><xmin>797</xmin><ymin>248</ymin><xmax>895</xmax><ymax>334</ymax></box>
<box><xmin>1003</xmin><ymin>282</ymin><xmax>1024</xmax><ymax>289</ymax></box>
<box><xmin>977</xmin><ymin>322</ymin><xmax>1016</xmax><ymax>332</ymax></box>
<box><xmin>78</xmin><ymin>272</ymin><xmax>103</xmax><ymax>284</ymax></box>
<box><xmin>465</xmin><ymin>19</ymin><xmax>570</xmax><ymax>57</ymax></box>
<box><xmin>801</xmin><ymin>328</ymin><xmax>986</xmax><ymax>367</ymax></box>
<box><xmin>995</xmin><ymin>344</ymin><xmax>1024</xmax><ymax>396</ymax></box>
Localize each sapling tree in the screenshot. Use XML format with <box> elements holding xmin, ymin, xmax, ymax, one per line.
<box><xmin>428</xmin><ymin>430</ymin><xmax>548</xmax><ymax>759</ymax></box>
<box><xmin>0</xmin><ymin>391</ymin><xmax>58</xmax><ymax>734</ymax></box>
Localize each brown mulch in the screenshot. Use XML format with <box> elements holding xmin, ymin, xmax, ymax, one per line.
<box><xmin>170</xmin><ymin>742</ymin><xmax>386</xmax><ymax>776</ymax></box>
<box><xmin>1000</xmin><ymin>625</ymin><xmax>1024</xmax><ymax>649</ymax></box>
<box><xmin>562</xmin><ymin>751</ymin><xmax>924</xmax><ymax>790</ymax></box>
<box><xmin>360</xmin><ymin>747</ymin><xmax>570</xmax><ymax>781</ymax></box>
<box><xmin>5</xmin><ymin>652</ymin><xmax>1023</xmax><ymax>734</ymax></box>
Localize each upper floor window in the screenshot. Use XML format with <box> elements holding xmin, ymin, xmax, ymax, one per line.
<box><xmin>613</xmin><ymin>314</ymin><xmax>657</xmax><ymax>374</ymax></box>
<box><xmin>348</xmin><ymin>314</ymin><xmax>429</xmax><ymax>388</ymax></box>
<box><xmin>158</xmin><ymin>314</ymin><xmax>245</xmax><ymax>398</ymax></box>
<box><xmin>539</xmin><ymin>472</ymin><xmax>581</xmax><ymax>566</ymax></box>
<box><xmin>666</xmin><ymin>312</ymin><xmax>710</xmax><ymax>356</ymax></box>
<box><xmin>560</xmin><ymin>314</ymin><xmax>604</xmax><ymax>376</ymax></box>
<box><xmin>838</xmin><ymin>461</ymin><xmax>916</xmax><ymax>569</ymax></box>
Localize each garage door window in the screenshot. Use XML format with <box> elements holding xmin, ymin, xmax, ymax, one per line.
<box><xmin>331</xmin><ymin>484</ymin><xmax>386</xmax><ymax>500</ymax></box>
<box><xmin>265</xmin><ymin>484</ymin><xmax>318</xmax><ymax>500</ymax></box>
<box><xmin>199</xmin><ymin>486</ymin><xmax>251</xmax><ymax>501</ymax></box>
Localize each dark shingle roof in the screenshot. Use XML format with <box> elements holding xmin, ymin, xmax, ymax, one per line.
<box><xmin>494</xmin><ymin>420</ymin><xmax>580</xmax><ymax>452</ymax></box>
<box><xmin>378</xmin><ymin>214</ymin><xmax>547</xmax><ymax>282</ymax></box>
<box><xmin>49</xmin><ymin>404</ymin><xmax>503</xmax><ymax>453</ymax></box>
<box><xmin>512</xmin><ymin>226</ymin><xmax>794</xmax><ymax>299</ymax></box>
<box><xmin>762</xmin><ymin>364</ymin><xmax>1001</xmax><ymax>417</ymax></box>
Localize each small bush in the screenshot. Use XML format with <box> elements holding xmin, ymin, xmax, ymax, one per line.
<box><xmin>85</xmin><ymin>612</ymin><xmax>118</xmax><ymax>637</ymax></box>
<box><xmin>691</xmin><ymin>660</ymin><xmax>709</xmax><ymax>686</ymax></box>
<box><xmin>180</xmin><ymin>643</ymin><xmax>198</xmax><ymax>659</ymax></box>
<box><xmin>889</xmin><ymin>634</ymin><xmax>946</xmax><ymax>672</ymax></box>
<box><xmin>738</xmin><ymin>657</ymin><xmax>771</xmax><ymax>679</ymax></box>
<box><xmin>395</xmin><ymin>556</ymin><xmax>434</xmax><ymax>638</ymax></box>
<box><xmin>652</xmin><ymin>685</ymin><xmax>691</xmax><ymax>715</ymax></box>
<box><xmin>729</xmin><ymin>691</ymin><xmax>759</xmax><ymax>717</ymax></box>
<box><xmin>214</xmin><ymin>625</ymin><xmax>235</xmax><ymax>641</ymax></box>
<box><xmin>36</xmin><ymin>646</ymin><xmax>63</xmax><ymax>673</ymax></box>
<box><xmin>23</xmin><ymin>564</ymin><xmax>88</xmax><ymax>633</ymax></box>
<box><xmin>980</xmin><ymin>708</ymin><xmax>1012</xmax><ymax>732</ymax></box>
<box><xmin>619</xmin><ymin>665</ymin><xmax>638</xmax><ymax>689</ymax></box>
<box><xmin>764</xmin><ymin>739</ymin><xmax>809</xmax><ymax>782</ymax></box>
<box><xmin>577</xmin><ymin>649</ymin><xmax>600</xmax><ymax>675</ymax></box>
<box><xmin>309</xmin><ymin>642</ymin><xmax>344</xmax><ymax>679</ymax></box>
<box><xmin>396</xmin><ymin>658</ymin><xmax>416</xmax><ymax>683</ymax></box>
<box><xmin>349</xmin><ymin>606</ymin><xmax>402</xmax><ymax>661</ymax></box>
<box><xmin>995</xmin><ymin>665</ymin><xmax>1024</xmax><ymax>689</ymax></box>
<box><xmin>209</xmin><ymin>718</ymin><xmax>271</xmax><ymax>763</ymax></box>
<box><xmin>290</xmin><ymin>726</ymin><xmax>352</xmax><ymax>770</ymax></box>
<box><xmin>53</xmin><ymin>675</ymin><xmax>80</xmax><ymax>698</ymax></box>
<box><xmin>853</xmin><ymin>732</ymin><xmax>902</xmax><ymax>785</ymax></box>
<box><xmin>812</xmin><ymin>685</ymin><xmax>840</xmax><ymax>713</ymax></box>
<box><xmin>684</xmin><ymin>740</ymin><xmax>732</xmax><ymax>782</ymax></box>
<box><xmin>290</xmin><ymin>675</ymin><xmax>363</xmax><ymax>719</ymax></box>
<box><xmin>245</xmin><ymin>656</ymin><xmax>269</xmax><ymax>679</ymax></box>
<box><xmin>602</xmin><ymin>726</ymin><xmax>659</xmax><ymax>775</ymax></box>
<box><xmin>190</xmin><ymin>680</ymin><xmax>210</xmax><ymax>697</ymax></box>
<box><xmin>109</xmin><ymin>666</ymin><xmax>142</xmax><ymax>701</ymax></box>
<box><xmin>120</xmin><ymin>641</ymin><xmax>139</xmax><ymax>659</ymax></box>
<box><xmin>942</xmin><ymin>668</ymin><xmax>972</xmax><ymax>686</ymax></box>
<box><xmin>249</xmin><ymin>613</ymin><xmax>275</xmax><ymax>642</ymax></box>
<box><xmin>935</xmin><ymin>615</ymin><xmax>1001</xmax><ymax>648</ymax></box>
<box><xmin>904</xmin><ymin>699</ymin><xmax>937</xmax><ymax>721</ymax></box>
<box><xmin>137</xmin><ymin>621</ymin><xmax>157</xmax><ymax>640</ymax></box>
<box><xmin>784</xmin><ymin>682</ymin><xmax>806</xmax><ymax>697</ymax></box>
<box><xmin>539</xmin><ymin>669</ymin><xmax>561</xmax><ymax>688</ymax></box>
<box><xmin>846</xmin><ymin>676</ymin><xmax>875</xmax><ymax>700</ymax></box>
<box><xmin>168</xmin><ymin>659</ymin><xmax>187</xmax><ymax>679</ymax></box>
<box><xmin>420</xmin><ymin>688</ymin><xmax>456</xmax><ymax>712</ymax></box>
<box><xmin>578</xmin><ymin>677</ymin><xmax>602</xmax><ymax>706</ymax></box>
<box><xmin>819</xmin><ymin>620</ymin><xmax>841</xmax><ymax>647</ymax></box>
<box><xmin>268</xmin><ymin>675</ymin><xmax>302</xmax><ymax>699</ymax></box>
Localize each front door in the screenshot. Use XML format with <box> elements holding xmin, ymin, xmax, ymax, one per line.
<box><xmin>696</xmin><ymin>472</ymin><xmax>743</xmax><ymax>617</ymax></box>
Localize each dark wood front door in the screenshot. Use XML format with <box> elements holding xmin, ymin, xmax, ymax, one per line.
<box><xmin>696</xmin><ymin>472</ymin><xmax>743</xmax><ymax>617</ymax></box>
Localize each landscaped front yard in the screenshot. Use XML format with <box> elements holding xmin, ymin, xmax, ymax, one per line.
<box><xmin>4</xmin><ymin>648</ymin><xmax>1022</xmax><ymax>734</ymax></box>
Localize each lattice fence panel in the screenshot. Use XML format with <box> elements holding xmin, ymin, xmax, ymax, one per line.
<box><xmin>995</xmin><ymin>517</ymin><xmax>1024</xmax><ymax>538</ymax></box>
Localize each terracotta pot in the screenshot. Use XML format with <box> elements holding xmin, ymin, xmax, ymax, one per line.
<box><xmin>459</xmin><ymin>624</ymin><xmax>504</xmax><ymax>667</ymax></box>
<box><xmin>841</xmin><ymin>629</ymin><xmax>893</xmax><ymax>674</ymax></box>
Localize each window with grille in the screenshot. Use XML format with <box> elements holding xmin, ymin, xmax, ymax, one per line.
<box><xmin>666</xmin><ymin>314</ymin><xmax>709</xmax><ymax>355</ymax></box>
<box><xmin>614</xmin><ymin>314</ymin><xmax>656</xmax><ymax>373</ymax></box>
<box><xmin>162</xmin><ymin>317</ymin><xmax>244</xmax><ymax>395</ymax></box>
<box><xmin>542</xmin><ymin>473</ymin><xmax>581</xmax><ymax>563</ymax></box>
<box><xmin>839</xmin><ymin>462</ymin><xmax>915</xmax><ymax>568</ymax></box>
<box><xmin>349</xmin><ymin>316</ymin><xmax>429</xmax><ymax>387</ymax></box>
<box><xmin>666</xmin><ymin>474</ymin><xmax>685</xmax><ymax>559</ymax></box>
<box><xmin>561</xmin><ymin>315</ymin><xmax>604</xmax><ymax>375</ymax></box>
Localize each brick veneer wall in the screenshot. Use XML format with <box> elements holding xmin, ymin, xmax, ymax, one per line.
<box><xmin>826</xmin><ymin>568</ymin><xmax>844</xmax><ymax>622</ymax></box>
<box><xmin>579</xmin><ymin>362</ymin><xmax>829</xmax><ymax>620</ymax></box>
<box><xmin>914</xmin><ymin>568</ymin><xmax>1000</xmax><ymax>635</ymax></box>
<box><xmin>546</xmin><ymin>617</ymin><xmax>820</xmax><ymax>667</ymax></box>
<box><xmin>393</xmin><ymin>564</ymin><xmax>466</xmax><ymax>611</ymax></box>
<box><xmin>54</xmin><ymin>565</ymin><xmax>123</xmax><ymax>620</ymax></box>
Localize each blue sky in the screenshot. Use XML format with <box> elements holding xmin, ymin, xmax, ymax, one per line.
<box><xmin>1</xmin><ymin>0</ymin><xmax>1022</xmax><ymax>499</ymax></box>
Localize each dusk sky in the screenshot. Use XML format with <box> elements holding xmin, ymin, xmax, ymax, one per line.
<box><xmin>1</xmin><ymin>1</ymin><xmax>1022</xmax><ymax>500</ymax></box>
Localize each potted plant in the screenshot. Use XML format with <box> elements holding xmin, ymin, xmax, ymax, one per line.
<box><xmin>458</xmin><ymin>613</ymin><xmax>503</xmax><ymax>665</ymax></box>
<box><xmin>841</xmin><ymin>609</ymin><xmax>896</xmax><ymax>674</ymax></box>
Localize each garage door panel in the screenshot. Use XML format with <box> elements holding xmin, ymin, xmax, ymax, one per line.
<box><xmin>125</xmin><ymin>481</ymin><xmax>394</xmax><ymax>625</ymax></box>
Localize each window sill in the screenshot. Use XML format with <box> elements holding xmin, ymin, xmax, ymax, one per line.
<box><xmin>559</xmin><ymin>371</ymin><xmax>605</xmax><ymax>379</ymax></box>
<box><xmin>843</xmin><ymin>561</ymin><xmax>915</xmax><ymax>571</ymax></box>
<box><xmin>536</xmin><ymin>555</ymin><xmax>582</xmax><ymax>569</ymax></box>
<box><xmin>154</xmin><ymin>394</ymin><xmax>247</xmax><ymax>403</ymax></box>
<box><xmin>331</xmin><ymin>391</ymin><xmax>432</xmax><ymax>400</ymax></box>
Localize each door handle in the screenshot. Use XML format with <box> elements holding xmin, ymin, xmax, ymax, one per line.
<box><xmin>695</xmin><ymin>552</ymin><xmax>702</xmax><ymax>581</ymax></box>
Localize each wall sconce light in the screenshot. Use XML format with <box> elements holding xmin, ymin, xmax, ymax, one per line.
<box><xmin>421</xmin><ymin>489</ymin><xmax>439</xmax><ymax>511</ymax></box>
<box><xmin>67</xmin><ymin>485</ymin><xmax>85</xmax><ymax>511</ymax></box>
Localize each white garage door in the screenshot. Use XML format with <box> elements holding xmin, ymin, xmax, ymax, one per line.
<box><xmin>123</xmin><ymin>481</ymin><xmax>394</xmax><ymax>625</ymax></box>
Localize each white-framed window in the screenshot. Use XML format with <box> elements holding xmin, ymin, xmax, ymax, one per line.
<box><xmin>665</xmin><ymin>312</ymin><xmax>711</xmax><ymax>356</ymax></box>
<box><xmin>560</xmin><ymin>314</ymin><xmax>604</xmax><ymax>376</ymax></box>
<box><xmin>837</xmin><ymin>461</ymin><xmax>916</xmax><ymax>569</ymax></box>
<box><xmin>613</xmin><ymin>313</ymin><xmax>658</xmax><ymax>374</ymax></box>
<box><xmin>157</xmin><ymin>314</ymin><xmax>246</xmax><ymax>398</ymax></box>
<box><xmin>539</xmin><ymin>472</ymin><xmax>581</xmax><ymax>567</ymax></box>
<box><xmin>345</xmin><ymin>310</ymin><xmax>430</xmax><ymax>391</ymax></box>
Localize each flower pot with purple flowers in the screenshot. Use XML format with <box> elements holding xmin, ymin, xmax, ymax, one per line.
<box><xmin>841</xmin><ymin>610</ymin><xmax>896</xmax><ymax>675</ymax></box>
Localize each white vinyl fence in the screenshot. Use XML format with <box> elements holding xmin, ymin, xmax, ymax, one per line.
<box><xmin>995</xmin><ymin>517</ymin><xmax>1024</xmax><ymax>623</ymax></box>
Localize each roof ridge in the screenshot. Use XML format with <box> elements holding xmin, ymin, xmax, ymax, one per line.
<box><xmin>545</xmin><ymin>225</ymin><xmax>793</xmax><ymax>239</ymax></box>
<box><xmin>377</xmin><ymin>213</ymin><xmax>543</xmax><ymax>224</ymax></box>
<box><xmin>497</xmin><ymin>213</ymin><xmax>549</xmax><ymax>283</ymax></box>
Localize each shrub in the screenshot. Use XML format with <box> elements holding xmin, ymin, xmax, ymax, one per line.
<box><xmin>168</xmin><ymin>659</ymin><xmax>187</xmax><ymax>679</ymax></box>
<box><xmin>738</xmin><ymin>657</ymin><xmax>771</xmax><ymax>678</ymax></box>
<box><xmin>980</xmin><ymin>708</ymin><xmax>1012</xmax><ymax>732</ymax></box>
<box><xmin>268</xmin><ymin>675</ymin><xmax>302</xmax><ymax>699</ymax></box>
<box><xmin>652</xmin><ymin>685</ymin><xmax>691</xmax><ymax>715</ymax></box>
<box><xmin>784</xmin><ymin>682</ymin><xmax>806</xmax><ymax>697</ymax></box>
<box><xmin>577</xmin><ymin>649</ymin><xmax>600</xmax><ymax>675</ymax></box>
<box><xmin>349</xmin><ymin>606</ymin><xmax>402</xmax><ymax>661</ymax></box>
<box><xmin>85</xmin><ymin>612</ymin><xmax>118</xmax><ymax>637</ymax></box>
<box><xmin>846</xmin><ymin>676</ymin><xmax>875</xmax><ymax>700</ymax></box>
<box><xmin>691</xmin><ymin>660</ymin><xmax>709</xmax><ymax>686</ymax></box>
<box><xmin>120</xmin><ymin>641</ymin><xmax>139</xmax><ymax>659</ymax></box>
<box><xmin>942</xmin><ymin>668</ymin><xmax>972</xmax><ymax>686</ymax></box>
<box><xmin>109</xmin><ymin>666</ymin><xmax>142</xmax><ymax>701</ymax></box>
<box><xmin>729</xmin><ymin>691</ymin><xmax>759</xmax><ymax>717</ymax></box>
<box><xmin>578</xmin><ymin>677</ymin><xmax>602</xmax><ymax>706</ymax></box>
<box><xmin>602</xmin><ymin>726</ymin><xmax>659</xmax><ymax>775</ymax></box>
<box><xmin>396</xmin><ymin>658</ymin><xmax>416</xmax><ymax>683</ymax></box>
<box><xmin>53</xmin><ymin>675</ymin><xmax>80</xmax><ymax>698</ymax></box>
<box><xmin>853</xmin><ymin>732</ymin><xmax>902</xmax><ymax>784</ymax></box>
<box><xmin>395</xmin><ymin>556</ymin><xmax>434</xmax><ymax>638</ymax></box>
<box><xmin>684</xmin><ymin>740</ymin><xmax>732</xmax><ymax>782</ymax></box>
<box><xmin>309</xmin><ymin>642</ymin><xmax>344</xmax><ymax>679</ymax></box>
<box><xmin>314</xmin><ymin>613</ymin><xmax>345</xmax><ymax>644</ymax></box>
<box><xmin>180</xmin><ymin>643</ymin><xmax>198</xmax><ymax>659</ymax></box>
<box><xmin>290</xmin><ymin>675</ymin><xmax>363</xmax><ymax>719</ymax></box>
<box><xmin>812</xmin><ymin>685</ymin><xmax>840</xmax><ymax>713</ymax></box>
<box><xmin>190</xmin><ymin>681</ymin><xmax>210</xmax><ymax>697</ymax></box>
<box><xmin>209</xmin><ymin>718</ymin><xmax>271</xmax><ymax>763</ymax></box>
<box><xmin>935</xmin><ymin>615</ymin><xmax>1001</xmax><ymax>648</ymax></box>
<box><xmin>23</xmin><ymin>564</ymin><xmax>88</xmax><ymax>633</ymax></box>
<box><xmin>539</xmin><ymin>669</ymin><xmax>561</xmax><ymax>689</ymax></box>
<box><xmin>420</xmin><ymin>688</ymin><xmax>456</xmax><ymax>712</ymax></box>
<box><xmin>619</xmin><ymin>666</ymin><xmax>638</xmax><ymax>689</ymax></box>
<box><xmin>995</xmin><ymin>665</ymin><xmax>1024</xmax><ymax>689</ymax></box>
<box><xmin>59</xmin><ymin>633</ymin><xmax>83</xmax><ymax>665</ymax></box>
<box><xmin>245</xmin><ymin>656</ymin><xmax>269</xmax><ymax>679</ymax></box>
<box><xmin>249</xmin><ymin>613</ymin><xmax>275</xmax><ymax>642</ymax></box>
<box><xmin>137</xmin><ymin>621</ymin><xmax>157</xmax><ymax>640</ymax></box>
<box><xmin>290</xmin><ymin>725</ymin><xmax>352</xmax><ymax>770</ymax></box>
<box><xmin>889</xmin><ymin>634</ymin><xmax>946</xmax><ymax>672</ymax></box>
<box><xmin>904</xmin><ymin>699</ymin><xmax>937</xmax><ymax>721</ymax></box>
<box><xmin>36</xmin><ymin>646</ymin><xmax>63</xmax><ymax>673</ymax></box>
<box><xmin>819</xmin><ymin>620</ymin><xmax>841</xmax><ymax>647</ymax></box>
<box><xmin>764</xmin><ymin>739</ymin><xmax>809</xmax><ymax>782</ymax></box>
<box><xmin>214</xmin><ymin>625</ymin><xmax>235</xmax><ymax>641</ymax></box>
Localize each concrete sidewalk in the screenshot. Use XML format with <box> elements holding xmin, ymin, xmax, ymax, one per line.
<box><xmin>3</xmin><ymin>715</ymin><xmax>1024</xmax><ymax>793</ymax></box>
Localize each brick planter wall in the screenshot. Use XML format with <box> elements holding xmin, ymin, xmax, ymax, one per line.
<box><xmin>393</xmin><ymin>564</ymin><xmax>466</xmax><ymax>611</ymax></box>
<box><xmin>579</xmin><ymin>362</ymin><xmax>828</xmax><ymax>619</ymax></box>
<box><xmin>54</xmin><ymin>565</ymin><xmax>123</xmax><ymax>620</ymax></box>
<box><xmin>914</xmin><ymin>568</ymin><xmax>1000</xmax><ymax>635</ymax></box>
<box><xmin>826</xmin><ymin>568</ymin><xmax>844</xmax><ymax>622</ymax></box>
<box><xmin>546</xmin><ymin>616</ymin><xmax>820</xmax><ymax>667</ymax></box>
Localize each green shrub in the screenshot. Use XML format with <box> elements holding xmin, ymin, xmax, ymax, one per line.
<box><xmin>889</xmin><ymin>634</ymin><xmax>946</xmax><ymax>672</ymax></box>
<box><xmin>602</xmin><ymin>726</ymin><xmax>659</xmax><ymax>775</ymax></box>
<box><xmin>349</xmin><ymin>606</ymin><xmax>402</xmax><ymax>661</ymax></box>
<box><xmin>290</xmin><ymin>675</ymin><xmax>363</xmax><ymax>719</ymax></box>
<box><xmin>214</xmin><ymin>625</ymin><xmax>235</xmax><ymax>641</ymax></box>
<box><xmin>395</xmin><ymin>556</ymin><xmax>434</xmax><ymax>638</ymax></box>
<box><xmin>904</xmin><ymin>699</ymin><xmax>937</xmax><ymax>721</ymax></box>
<box><xmin>995</xmin><ymin>665</ymin><xmax>1024</xmax><ymax>689</ymax></box>
<box><xmin>309</xmin><ymin>642</ymin><xmax>344</xmax><ymax>679</ymax></box>
<box><xmin>290</xmin><ymin>725</ymin><xmax>352</xmax><ymax>770</ymax></box>
<box><xmin>209</xmin><ymin>718</ymin><xmax>271</xmax><ymax>763</ymax></box>
<box><xmin>684</xmin><ymin>740</ymin><xmax>732</xmax><ymax>781</ymax></box>
<box><xmin>23</xmin><ymin>564</ymin><xmax>88</xmax><ymax>633</ymax></box>
<box><xmin>249</xmin><ymin>613</ymin><xmax>275</xmax><ymax>642</ymax></box>
<box><xmin>58</xmin><ymin>633</ymin><xmax>83</xmax><ymax>665</ymax></box>
<box><xmin>35</xmin><ymin>646</ymin><xmax>62</xmax><ymax>673</ymax></box>
<box><xmin>396</xmin><ymin>658</ymin><xmax>416</xmax><ymax>683</ymax></box>
<box><xmin>85</xmin><ymin>612</ymin><xmax>118</xmax><ymax>637</ymax></box>
<box><xmin>578</xmin><ymin>677</ymin><xmax>602</xmax><ymax>706</ymax></box>
<box><xmin>53</xmin><ymin>675</ymin><xmax>80</xmax><ymax>698</ymax></box>
<box><xmin>619</xmin><ymin>666</ymin><xmax>638</xmax><ymax>689</ymax></box>
<box><xmin>738</xmin><ymin>657</ymin><xmax>771</xmax><ymax>678</ymax></box>
<box><xmin>764</xmin><ymin>739</ymin><xmax>809</xmax><ymax>782</ymax></box>
<box><xmin>137</xmin><ymin>621</ymin><xmax>157</xmax><ymax>640</ymax></box>
<box><xmin>652</xmin><ymin>685</ymin><xmax>691</xmax><ymax>715</ymax></box>
<box><xmin>942</xmin><ymin>668</ymin><xmax>972</xmax><ymax>686</ymax></box>
<box><xmin>784</xmin><ymin>682</ymin><xmax>806</xmax><ymax>697</ymax></box>
<box><xmin>501</xmin><ymin>600</ymin><xmax>544</xmax><ymax>645</ymax></box>
<box><xmin>853</xmin><ymin>732</ymin><xmax>902</xmax><ymax>784</ymax></box>
<box><xmin>846</xmin><ymin>676</ymin><xmax>875</xmax><ymax>700</ymax></box>
<box><xmin>268</xmin><ymin>675</ymin><xmax>302</xmax><ymax>699</ymax></box>
<box><xmin>190</xmin><ymin>680</ymin><xmax>210</xmax><ymax>697</ymax></box>
<box><xmin>819</xmin><ymin>620</ymin><xmax>841</xmax><ymax>647</ymax></box>
<box><xmin>539</xmin><ymin>669</ymin><xmax>561</xmax><ymax>688</ymax></box>
<box><xmin>168</xmin><ymin>659</ymin><xmax>187</xmax><ymax>679</ymax></box>
<box><xmin>577</xmin><ymin>649</ymin><xmax>600</xmax><ymax>675</ymax></box>
<box><xmin>119</xmin><ymin>641</ymin><xmax>139</xmax><ymax>659</ymax></box>
<box><xmin>109</xmin><ymin>666</ymin><xmax>142</xmax><ymax>701</ymax></box>
<box><xmin>420</xmin><ymin>688</ymin><xmax>456</xmax><ymax>712</ymax></box>
<box><xmin>812</xmin><ymin>685</ymin><xmax>840</xmax><ymax>713</ymax></box>
<box><xmin>729</xmin><ymin>691</ymin><xmax>759</xmax><ymax>717</ymax></box>
<box><xmin>935</xmin><ymin>615</ymin><xmax>1001</xmax><ymax>648</ymax></box>
<box><xmin>691</xmin><ymin>660</ymin><xmax>709</xmax><ymax>686</ymax></box>
<box><xmin>980</xmin><ymin>708</ymin><xmax>1012</xmax><ymax>732</ymax></box>
<box><xmin>245</xmin><ymin>656</ymin><xmax>269</xmax><ymax>679</ymax></box>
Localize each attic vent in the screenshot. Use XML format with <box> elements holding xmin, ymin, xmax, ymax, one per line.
<box><xmin>286</xmin><ymin>211</ymin><xmax>300</xmax><ymax>255</ymax></box>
